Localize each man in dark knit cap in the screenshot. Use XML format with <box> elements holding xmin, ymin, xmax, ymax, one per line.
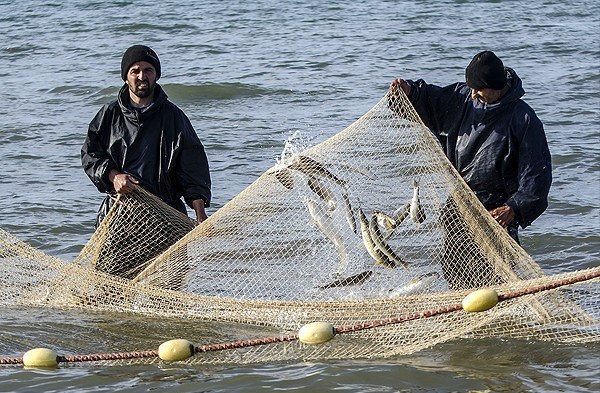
<box><xmin>388</xmin><ymin>51</ymin><xmax>552</xmax><ymax>288</ymax></box>
<box><xmin>81</xmin><ymin>45</ymin><xmax>211</xmax><ymax>277</ymax></box>
<box><xmin>82</xmin><ymin>44</ymin><xmax>211</xmax><ymax>225</ymax></box>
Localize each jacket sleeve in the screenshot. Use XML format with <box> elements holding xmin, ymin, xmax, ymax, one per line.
<box><xmin>176</xmin><ymin>114</ymin><xmax>212</xmax><ymax>208</ymax></box>
<box><xmin>405</xmin><ymin>80</ymin><xmax>466</xmax><ymax>137</ymax></box>
<box><xmin>504</xmin><ymin>112</ymin><xmax>552</xmax><ymax>228</ymax></box>
<box><xmin>81</xmin><ymin>106</ymin><xmax>118</xmax><ymax>193</ymax></box>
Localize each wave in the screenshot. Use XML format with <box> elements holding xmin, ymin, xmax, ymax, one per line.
<box><xmin>163</xmin><ymin>82</ymin><xmax>290</xmax><ymax>102</ymax></box>
<box><xmin>77</xmin><ymin>83</ymin><xmax>290</xmax><ymax>105</ymax></box>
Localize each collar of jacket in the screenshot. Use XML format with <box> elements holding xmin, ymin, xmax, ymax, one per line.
<box><xmin>118</xmin><ymin>83</ymin><xmax>168</xmax><ymax>122</ymax></box>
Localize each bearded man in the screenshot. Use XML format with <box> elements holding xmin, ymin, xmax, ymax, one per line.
<box><xmin>82</xmin><ymin>45</ymin><xmax>211</xmax><ymax>227</ymax></box>
<box><xmin>81</xmin><ymin>45</ymin><xmax>211</xmax><ymax>278</ymax></box>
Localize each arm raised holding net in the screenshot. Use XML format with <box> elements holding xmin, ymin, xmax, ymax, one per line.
<box><xmin>387</xmin><ymin>51</ymin><xmax>551</xmax><ymax>243</ymax></box>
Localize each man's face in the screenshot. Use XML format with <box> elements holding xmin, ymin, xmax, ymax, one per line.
<box><xmin>126</xmin><ymin>61</ymin><xmax>157</xmax><ymax>99</ymax></box>
<box><xmin>470</xmin><ymin>87</ymin><xmax>504</xmax><ymax>104</ymax></box>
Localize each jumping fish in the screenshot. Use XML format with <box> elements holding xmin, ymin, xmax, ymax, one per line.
<box><xmin>306</xmin><ymin>199</ymin><xmax>349</xmax><ymax>270</ymax></box>
<box><xmin>410</xmin><ymin>179</ymin><xmax>426</xmax><ymax>225</ymax></box>
<box><xmin>319</xmin><ymin>270</ymin><xmax>373</xmax><ymax>289</ymax></box>
<box><xmin>388</xmin><ymin>272</ymin><xmax>440</xmax><ymax>297</ymax></box>
<box><xmin>368</xmin><ymin>214</ymin><xmax>408</xmax><ymax>267</ymax></box>
<box><xmin>307</xmin><ymin>176</ymin><xmax>336</xmax><ymax>211</ymax></box>
<box><xmin>273</xmin><ymin>168</ymin><xmax>295</xmax><ymax>189</ymax></box>
<box><xmin>342</xmin><ymin>191</ymin><xmax>357</xmax><ymax>233</ymax></box>
<box><xmin>358</xmin><ymin>209</ymin><xmax>395</xmax><ymax>268</ymax></box>
<box><xmin>288</xmin><ymin>155</ymin><xmax>346</xmax><ymax>186</ymax></box>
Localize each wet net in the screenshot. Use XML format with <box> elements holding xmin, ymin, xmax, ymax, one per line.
<box><xmin>1</xmin><ymin>90</ymin><xmax>598</xmax><ymax>366</ymax></box>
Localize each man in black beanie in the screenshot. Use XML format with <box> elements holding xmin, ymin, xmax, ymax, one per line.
<box><xmin>81</xmin><ymin>44</ymin><xmax>212</xmax><ymax>277</ymax></box>
<box><xmin>120</xmin><ymin>44</ymin><xmax>162</xmax><ymax>81</ymax></box>
<box><xmin>388</xmin><ymin>51</ymin><xmax>552</xmax><ymax>288</ymax></box>
<box><xmin>465</xmin><ymin>50</ymin><xmax>506</xmax><ymax>91</ymax></box>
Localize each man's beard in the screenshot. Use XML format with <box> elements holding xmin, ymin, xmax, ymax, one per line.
<box><xmin>130</xmin><ymin>82</ymin><xmax>155</xmax><ymax>99</ymax></box>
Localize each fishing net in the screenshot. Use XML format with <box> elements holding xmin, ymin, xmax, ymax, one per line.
<box><xmin>0</xmin><ymin>89</ymin><xmax>598</xmax><ymax>366</ymax></box>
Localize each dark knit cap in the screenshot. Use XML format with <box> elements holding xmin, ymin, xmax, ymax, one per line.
<box><xmin>120</xmin><ymin>45</ymin><xmax>161</xmax><ymax>81</ymax></box>
<box><xmin>465</xmin><ymin>51</ymin><xmax>506</xmax><ymax>90</ymax></box>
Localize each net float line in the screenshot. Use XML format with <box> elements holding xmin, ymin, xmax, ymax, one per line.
<box><xmin>497</xmin><ymin>267</ymin><xmax>599</xmax><ymax>301</ymax></box>
<box><xmin>1</xmin><ymin>266</ymin><xmax>597</xmax><ymax>367</ymax></box>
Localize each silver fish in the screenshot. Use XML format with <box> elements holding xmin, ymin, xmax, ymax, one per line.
<box><xmin>306</xmin><ymin>199</ymin><xmax>349</xmax><ymax>270</ymax></box>
<box><xmin>392</xmin><ymin>202</ymin><xmax>411</xmax><ymax>224</ymax></box>
<box><xmin>383</xmin><ymin>202</ymin><xmax>411</xmax><ymax>240</ymax></box>
<box><xmin>388</xmin><ymin>272</ymin><xmax>440</xmax><ymax>297</ymax></box>
<box><xmin>288</xmin><ymin>155</ymin><xmax>345</xmax><ymax>186</ymax></box>
<box><xmin>319</xmin><ymin>270</ymin><xmax>373</xmax><ymax>289</ymax></box>
<box><xmin>374</xmin><ymin>210</ymin><xmax>397</xmax><ymax>233</ymax></box>
<box><xmin>410</xmin><ymin>179</ymin><xmax>426</xmax><ymax>225</ymax></box>
<box><xmin>342</xmin><ymin>191</ymin><xmax>357</xmax><ymax>233</ymax></box>
<box><xmin>358</xmin><ymin>209</ymin><xmax>395</xmax><ymax>268</ymax></box>
<box><xmin>307</xmin><ymin>176</ymin><xmax>336</xmax><ymax>211</ymax></box>
<box><xmin>273</xmin><ymin>168</ymin><xmax>295</xmax><ymax>189</ymax></box>
<box><xmin>368</xmin><ymin>214</ymin><xmax>408</xmax><ymax>267</ymax></box>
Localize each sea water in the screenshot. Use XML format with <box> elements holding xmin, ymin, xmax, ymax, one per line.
<box><xmin>0</xmin><ymin>1</ymin><xmax>598</xmax><ymax>391</ymax></box>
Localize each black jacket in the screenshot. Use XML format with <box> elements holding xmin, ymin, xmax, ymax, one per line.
<box><xmin>82</xmin><ymin>84</ymin><xmax>211</xmax><ymax>213</ymax></box>
<box><xmin>404</xmin><ymin>68</ymin><xmax>551</xmax><ymax>228</ymax></box>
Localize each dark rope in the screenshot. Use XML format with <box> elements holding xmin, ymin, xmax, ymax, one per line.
<box><xmin>498</xmin><ymin>269</ymin><xmax>599</xmax><ymax>301</ymax></box>
<box><xmin>196</xmin><ymin>334</ymin><xmax>298</xmax><ymax>353</ymax></box>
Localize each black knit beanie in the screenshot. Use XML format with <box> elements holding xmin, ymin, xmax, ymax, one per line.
<box><xmin>120</xmin><ymin>45</ymin><xmax>161</xmax><ymax>81</ymax></box>
<box><xmin>465</xmin><ymin>51</ymin><xmax>506</xmax><ymax>90</ymax></box>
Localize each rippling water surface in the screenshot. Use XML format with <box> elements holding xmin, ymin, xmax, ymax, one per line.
<box><xmin>0</xmin><ymin>1</ymin><xmax>598</xmax><ymax>391</ymax></box>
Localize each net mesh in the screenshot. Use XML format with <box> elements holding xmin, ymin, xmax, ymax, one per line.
<box><xmin>1</xmin><ymin>90</ymin><xmax>598</xmax><ymax>365</ymax></box>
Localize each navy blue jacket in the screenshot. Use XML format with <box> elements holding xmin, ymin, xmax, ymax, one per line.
<box><xmin>404</xmin><ymin>68</ymin><xmax>551</xmax><ymax>228</ymax></box>
<box><xmin>82</xmin><ymin>84</ymin><xmax>211</xmax><ymax>213</ymax></box>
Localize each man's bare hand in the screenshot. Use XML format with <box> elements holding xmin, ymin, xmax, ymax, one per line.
<box><xmin>109</xmin><ymin>170</ymin><xmax>139</xmax><ymax>194</ymax></box>
<box><xmin>192</xmin><ymin>199</ymin><xmax>208</xmax><ymax>225</ymax></box>
<box><xmin>390</xmin><ymin>78</ymin><xmax>412</xmax><ymax>96</ymax></box>
<box><xmin>489</xmin><ymin>205</ymin><xmax>515</xmax><ymax>228</ymax></box>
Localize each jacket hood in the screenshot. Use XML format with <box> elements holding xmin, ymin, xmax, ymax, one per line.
<box><xmin>487</xmin><ymin>67</ymin><xmax>525</xmax><ymax>108</ymax></box>
<box><xmin>503</xmin><ymin>68</ymin><xmax>525</xmax><ymax>100</ymax></box>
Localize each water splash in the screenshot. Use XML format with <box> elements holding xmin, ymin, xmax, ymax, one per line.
<box><xmin>277</xmin><ymin>130</ymin><xmax>315</xmax><ymax>165</ymax></box>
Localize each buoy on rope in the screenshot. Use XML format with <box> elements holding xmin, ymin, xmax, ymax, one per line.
<box><xmin>462</xmin><ymin>288</ymin><xmax>499</xmax><ymax>312</ymax></box>
<box><xmin>158</xmin><ymin>339</ymin><xmax>195</xmax><ymax>362</ymax></box>
<box><xmin>298</xmin><ymin>322</ymin><xmax>335</xmax><ymax>345</ymax></box>
<box><xmin>22</xmin><ymin>348</ymin><xmax>58</xmax><ymax>369</ymax></box>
